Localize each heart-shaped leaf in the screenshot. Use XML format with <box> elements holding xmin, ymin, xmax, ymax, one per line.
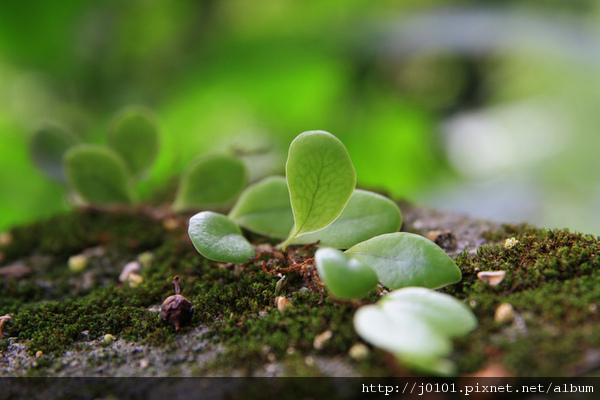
<box><xmin>228</xmin><ymin>176</ymin><xmax>294</xmax><ymax>239</ymax></box>
<box><xmin>354</xmin><ymin>287</ymin><xmax>477</xmax><ymax>376</ymax></box>
<box><xmin>174</xmin><ymin>154</ymin><xmax>248</xmax><ymax>212</ymax></box>
<box><xmin>283</xmin><ymin>131</ymin><xmax>356</xmax><ymax>249</ymax></box>
<box><xmin>381</xmin><ymin>287</ymin><xmax>477</xmax><ymax>337</ymax></box>
<box><xmin>345</xmin><ymin>233</ymin><xmax>461</xmax><ymax>290</ymax></box>
<box><xmin>108</xmin><ymin>106</ymin><xmax>160</xmax><ymax>179</ymax></box>
<box><xmin>354</xmin><ymin>303</ymin><xmax>451</xmax><ymax>360</ymax></box>
<box><xmin>188</xmin><ymin>211</ymin><xmax>255</xmax><ymax>263</ymax></box>
<box><xmin>315</xmin><ymin>247</ymin><xmax>378</xmax><ymax>300</ymax></box>
<box><xmin>293</xmin><ymin>189</ymin><xmax>402</xmax><ymax>248</ymax></box>
<box><xmin>64</xmin><ymin>144</ymin><xmax>134</xmax><ymax>204</ymax></box>
<box><xmin>30</xmin><ymin>123</ymin><xmax>78</xmax><ymax>182</ymax></box>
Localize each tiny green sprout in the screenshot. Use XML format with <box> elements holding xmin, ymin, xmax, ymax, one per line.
<box><xmin>282</xmin><ymin>130</ymin><xmax>356</xmax><ymax>249</ymax></box>
<box><xmin>64</xmin><ymin>144</ymin><xmax>135</xmax><ymax>205</ymax></box>
<box><xmin>108</xmin><ymin>105</ymin><xmax>160</xmax><ymax>179</ymax></box>
<box><xmin>174</xmin><ymin>153</ymin><xmax>248</xmax><ymax>212</ymax></box>
<box><xmin>354</xmin><ymin>287</ymin><xmax>477</xmax><ymax>375</ymax></box>
<box><xmin>30</xmin><ymin>123</ymin><xmax>79</xmax><ymax>183</ymax></box>
<box><xmin>188</xmin><ymin>211</ymin><xmax>255</xmax><ymax>263</ymax></box>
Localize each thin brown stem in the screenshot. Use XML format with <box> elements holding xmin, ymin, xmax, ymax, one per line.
<box><xmin>173</xmin><ymin>275</ymin><xmax>181</xmax><ymax>295</ymax></box>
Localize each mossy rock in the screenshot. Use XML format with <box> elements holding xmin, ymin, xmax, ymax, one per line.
<box><xmin>0</xmin><ymin>204</ymin><xmax>599</xmax><ymax>377</ymax></box>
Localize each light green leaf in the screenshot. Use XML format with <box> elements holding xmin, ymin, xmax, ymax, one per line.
<box><xmin>30</xmin><ymin>123</ymin><xmax>78</xmax><ymax>182</ymax></box>
<box><xmin>293</xmin><ymin>189</ymin><xmax>402</xmax><ymax>248</ymax></box>
<box><xmin>228</xmin><ymin>176</ymin><xmax>293</xmax><ymax>239</ymax></box>
<box><xmin>345</xmin><ymin>233</ymin><xmax>461</xmax><ymax>290</ymax></box>
<box><xmin>64</xmin><ymin>144</ymin><xmax>134</xmax><ymax>205</ymax></box>
<box><xmin>174</xmin><ymin>154</ymin><xmax>248</xmax><ymax>212</ymax></box>
<box><xmin>108</xmin><ymin>106</ymin><xmax>159</xmax><ymax>179</ymax></box>
<box><xmin>283</xmin><ymin>131</ymin><xmax>356</xmax><ymax>248</ymax></box>
<box><xmin>353</xmin><ymin>287</ymin><xmax>477</xmax><ymax>376</ymax></box>
<box><xmin>188</xmin><ymin>211</ymin><xmax>255</xmax><ymax>263</ymax></box>
<box><xmin>381</xmin><ymin>287</ymin><xmax>477</xmax><ymax>337</ymax></box>
<box><xmin>315</xmin><ymin>248</ymin><xmax>378</xmax><ymax>300</ymax></box>
<box><xmin>354</xmin><ymin>303</ymin><xmax>451</xmax><ymax>360</ymax></box>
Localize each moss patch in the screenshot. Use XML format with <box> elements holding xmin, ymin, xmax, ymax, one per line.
<box><xmin>1</xmin><ymin>211</ymin><xmax>599</xmax><ymax>376</ymax></box>
<box><xmin>448</xmin><ymin>225</ymin><xmax>600</xmax><ymax>376</ymax></box>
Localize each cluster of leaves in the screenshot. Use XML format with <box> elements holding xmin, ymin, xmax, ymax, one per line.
<box><xmin>186</xmin><ymin>130</ymin><xmax>476</xmax><ymax>375</ymax></box>
<box><xmin>30</xmin><ymin>106</ymin><xmax>247</xmax><ymax>210</ymax></box>
<box><xmin>30</xmin><ymin>122</ymin><xmax>476</xmax><ymax>375</ymax></box>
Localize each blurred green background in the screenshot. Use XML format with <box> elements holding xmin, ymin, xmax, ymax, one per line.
<box><xmin>1</xmin><ymin>0</ymin><xmax>600</xmax><ymax>234</ymax></box>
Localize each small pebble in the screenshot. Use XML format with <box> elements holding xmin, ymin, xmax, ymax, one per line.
<box><xmin>138</xmin><ymin>252</ymin><xmax>154</xmax><ymax>268</ymax></box>
<box><xmin>140</xmin><ymin>359</ymin><xmax>149</xmax><ymax>369</ymax></box>
<box><xmin>0</xmin><ymin>231</ymin><xmax>13</xmax><ymax>247</ymax></box>
<box><xmin>348</xmin><ymin>343</ymin><xmax>369</xmax><ymax>361</ymax></box>
<box><xmin>313</xmin><ymin>330</ymin><xmax>333</xmax><ymax>350</ymax></box>
<box><xmin>35</xmin><ymin>350</ymin><xmax>43</xmax><ymax>358</ymax></box>
<box><xmin>103</xmin><ymin>334</ymin><xmax>116</xmax><ymax>344</ymax></box>
<box><xmin>68</xmin><ymin>254</ymin><xmax>88</xmax><ymax>273</ymax></box>
<box><xmin>127</xmin><ymin>272</ymin><xmax>144</xmax><ymax>288</ymax></box>
<box><xmin>494</xmin><ymin>303</ymin><xmax>515</xmax><ymax>324</ymax></box>
<box><xmin>163</xmin><ymin>218</ymin><xmax>179</xmax><ymax>230</ymax></box>
<box><xmin>119</xmin><ymin>261</ymin><xmax>141</xmax><ymax>282</ymax></box>
<box><xmin>304</xmin><ymin>356</ymin><xmax>315</xmax><ymax>367</ymax></box>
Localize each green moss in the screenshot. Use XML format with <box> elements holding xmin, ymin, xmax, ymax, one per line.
<box><xmin>448</xmin><ymin>225</ymin><xmax>600</xmax><ymax>375</ymax></box>
<box><xmin>2</xmin><ymin>213</ymin><xmax>599</xmax><ymax>377</ymax></box>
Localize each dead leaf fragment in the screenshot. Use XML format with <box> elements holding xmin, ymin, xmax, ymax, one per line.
<box><xmin>477</xmin><ymin>270</ymin><xmax>506</xmax><ymax>286</ymax></box>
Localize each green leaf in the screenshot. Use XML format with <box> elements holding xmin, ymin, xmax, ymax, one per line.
<box><xmin>174</xmin><ymin>154</ymin><xmax>248</xmax><ymax>212</ymax></box>
<box><xmin>345</xmin><ymin>232</ymin><xmax>461</xmax><ymax>290</ymax></box>
<box><xmin>354</xmin><ymin>303</ymin><xmax>451</xmax><ymax>360</ymax></box>
<box><xmin>381</xmin><ymin>287</ymin><xmax>477</xmax><ymax>337</ymax></box>
<box><xmin>63</xmin><ymin>144</ymin><xmax>134</xmax><ymax>204</ymax></box>
<box><xmin>30</xmin><ymin>123</ymin><xmax>78</xmax><ymax>182</ymax></box>
<box><xmin>315</xmin><ymin>248</ymin><xmax>378</xmax><ymax>300</ymax></box>
<box><xmin>108</xmin><ymin>106</ymin><xmax>159</xmax><ymax>179</ymax></box>
<box><xmin>228</xmin><ymin>176</ymin><xmax>294</xmax><ymax>239</ymax></box>
<box><xmin>188</xmin><ymin>211</ymin><xmax>255</xmax><ymax>263</ymax></box>
<box><xmin>353</xmin><ymin>287</ymin><xmax>477</xmax><ymax>376</ymax></box>
<box><xmin>283</xmin><ymin>130</ymin><xmax>356</xmax><ymax>248</ymax></box>
<box><xmin>293</xmin><ymin>189</ymin><xmax>402</xmax><ymax>248</ymax></box>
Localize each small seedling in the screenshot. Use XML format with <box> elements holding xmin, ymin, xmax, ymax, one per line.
<box><xmin>186</xmin><ymin>129</ymin><xmax>474</xmax><ymax>375</ymax></box>
<box><xmin>161</xmin><ymin>276</ymin><xmax>194</xmax><ymax>331</ymax></box>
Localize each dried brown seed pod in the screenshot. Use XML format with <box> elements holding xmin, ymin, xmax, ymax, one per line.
<box><xmin>161</xmin><ymin>276</ymin><xmax>194</xmax><ymax>330</ymax></box>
